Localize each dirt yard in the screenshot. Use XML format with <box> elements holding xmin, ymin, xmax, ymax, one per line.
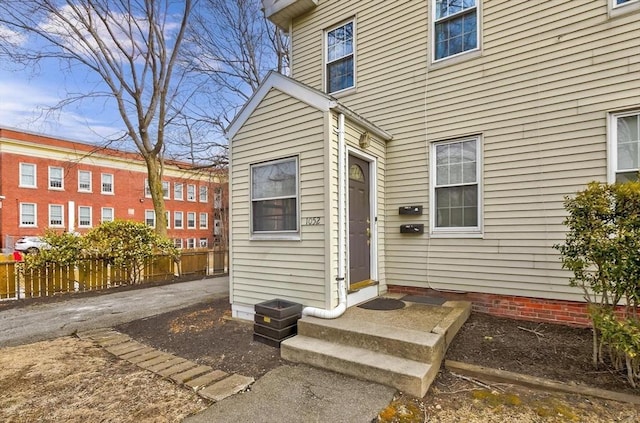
<box><xmin>2</xmin><ymin>295</ymin><xmax>639</xmax><ymax>422</ymax></box>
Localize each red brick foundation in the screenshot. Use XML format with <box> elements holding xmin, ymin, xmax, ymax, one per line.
<box><xmin>388</xmin><ymin>285</ymin><xmax>594</xmax><ymax>327</ymax></box>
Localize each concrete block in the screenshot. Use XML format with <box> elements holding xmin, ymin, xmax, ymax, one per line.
<box><xmin>198</xmin><ymin>374</ymin><xmax>254</xmax><ymax>402</ymax></box>
<box><xmin>170</xmin><ymin>365</ymin><xmax>213</xmax><ymax>384</ymax></box>
<box><xmin>156</xmin><ymin>361</ymin><xmax>198</xmax><ymax>377</ymax></box>
<box><xmin>185</xmin><ymin>370</ymin><xmax>229</xmax><ymax>390</ymax></box>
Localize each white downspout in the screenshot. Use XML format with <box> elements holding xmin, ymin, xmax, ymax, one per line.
<box><xmin>302</xmin><ymin>113</ymin><xmax>347</xmax><ymax>319</ymax></box>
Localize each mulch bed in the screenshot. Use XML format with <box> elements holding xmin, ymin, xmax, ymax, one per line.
<box><xmin>116</xmin><ymin>297</ymin><xmax>639</xmax><ymax>396</ymax></box>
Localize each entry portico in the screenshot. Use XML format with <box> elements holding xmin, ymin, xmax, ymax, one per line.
<box><xmin>227</xmin><ymin>71</ymin><xmax>392</xmax><ymax>320</ymax></box>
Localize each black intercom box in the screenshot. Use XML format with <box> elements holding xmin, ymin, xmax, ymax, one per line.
<box><xmin>400</xmin><ymin>224</ymin><xmax>424</xmax><ymax>234</ymax></box>
<box><xmin>399</xmin><ymin>205</ymin><xmax>423</xmax><ymax>215</ymax></box>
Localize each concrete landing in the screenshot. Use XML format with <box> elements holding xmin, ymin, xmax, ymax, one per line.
<box><xmin>77</xmin><ymin>328</ymin><xmax>254</xmax><ymax>402</ymax></box>
<box><xmin>281</xmin><ymin>296</ymin><xmax>471</xmax><ymax>397</ymax></box>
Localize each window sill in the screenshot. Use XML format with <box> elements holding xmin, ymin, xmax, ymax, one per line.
<box><xmin>19</xmin><ymin>185</ymin><xmax>37</xmax><ymax>189</ymax></box>
<box><xmin>328</xmin><ymin>86</ymin><xmax>357</xmax><ymax>98</ymax></box>
<box><xmin>250</xmin><ymin>233</ymin><xmax>301</xmax><ymax>241</ymax></box>
<box><xmin>429</xmin><ymin>49</ymin><xmax>482</xmax><ymax>70</ymax></box>
<box><xmin>101</xmin><ymin>192</ymin><xmax>114</xmax><ymax>195</ymax></box>
<box><xmin>78</xmin><ymin>190</ymin><xmax>93</xmax><ymax>194</ymax></box>
<box><xmin>48</xmin><ymin>188</ymin><xmax>64</xmax><ymax>191</ymax></box>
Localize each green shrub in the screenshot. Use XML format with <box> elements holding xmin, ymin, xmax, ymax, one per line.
<box><xmin>555</xmin><ymin>180</ymin><xmax>640</xmax><ymax>387</ymax></box>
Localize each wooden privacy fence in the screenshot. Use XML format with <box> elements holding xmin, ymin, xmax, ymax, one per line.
<box><xmin>0</xmin><ymin>249</ymin><xmax>227</xmax><ymax>300</ymax></box>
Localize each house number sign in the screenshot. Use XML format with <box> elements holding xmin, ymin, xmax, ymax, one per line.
<box><xmin>303</xmin><ymin>217</ymin><xmax>321</xmax><ymax>226</ymax></box>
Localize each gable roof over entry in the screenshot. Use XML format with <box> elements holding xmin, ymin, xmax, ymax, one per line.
<box><xmin>226</xmin><ymin>71</ymin><xmax>393</xmax><ymax>142</ymax></box>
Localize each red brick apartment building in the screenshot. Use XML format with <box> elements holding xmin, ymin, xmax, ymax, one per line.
<box><xmin>0</xmin><ymin>127</ymin><xmax>227</xmax><ymax>252</ymax></box>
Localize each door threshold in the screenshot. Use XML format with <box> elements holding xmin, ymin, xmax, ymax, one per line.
<box><xmin>348</xmin><ymin>279</ymin><xmax>379</xmax><ymax>294</ymax></box>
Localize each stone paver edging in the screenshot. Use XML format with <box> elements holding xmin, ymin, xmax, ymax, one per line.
<box><xmin>445</xmin><ymin>360</ymin><xmax>640</xmax><ymax>405</ymax></box>
<box><xmin>77</xmin><ymin>328</ymin><xmax>254</xmax><ymax>402</ymax></box>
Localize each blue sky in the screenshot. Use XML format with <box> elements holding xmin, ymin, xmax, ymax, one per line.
<box><xmin>0</xmin><ymin>59</ymin><xmax>126</xmax><ymax>144</ymax></box>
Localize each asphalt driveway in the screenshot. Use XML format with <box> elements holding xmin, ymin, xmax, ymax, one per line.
<box><xmin>0</xmin><ymin>276</ymin><xmax>229</xmax><ymax>348</ymax></box>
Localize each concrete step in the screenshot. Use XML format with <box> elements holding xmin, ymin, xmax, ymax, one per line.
<box><xmin>297</xmin><ymin>316</ymin><xmax>444</xmax><ymax>363</ymax></box>
<box><xmin>281</xmin><ymin>335</ymin><xmax>439</xmax><ymax>397</ymax></box>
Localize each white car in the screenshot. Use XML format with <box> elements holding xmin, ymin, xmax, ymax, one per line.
<box><xmin>15</xmin><ymin>236</ymin><xmax>49</xmax><ymax>254</ymax></box>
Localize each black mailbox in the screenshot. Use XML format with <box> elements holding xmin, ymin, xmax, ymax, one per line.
<box><xmin>399</xmin><ymin>205</ymin><xmax>423</xmax><ymax>215</ymax></box>
<box><xmin>400</xmin><ymin>224</ymin><xmax>424</xmax><ymax>234</ymax></box>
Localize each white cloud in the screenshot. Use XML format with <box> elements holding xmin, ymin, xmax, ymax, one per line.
<box><xmin>0</xmin><ymin>25</ymin><xmax>27</xmax><ymax>47</ymax></box>
<box><xmin>0</xmin><ymin>78</ymin><xmax>125</xmax><ymax>144</ymax></box>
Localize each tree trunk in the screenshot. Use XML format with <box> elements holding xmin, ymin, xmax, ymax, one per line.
<box><xmin>145</xmin><ymin>154</ymin><xmax>168</xmax><ymax>238</ymax></box>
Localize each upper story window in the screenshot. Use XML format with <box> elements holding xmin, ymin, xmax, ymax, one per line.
<box><xmin>144</xmin><ymin>179</ymin><xmax>152</xmax><ymax>197</ymax></box>
<box><xmin>610</xmin><ymin>0</ymin><xmax>640</xmax><ymax>16</ymax></box>
<box><xmin>187</xmin><ymin>184</ymin><xmax>196</xmax><ymax>202</ymax></box>
<box><xmin>163</xmin><ymin>181</ymin><xmax>170</xmax><ymax>199</ymax></box>
<box><xmin>199</xmin><ymin>186</ymin><xmax>208</xmax><ymax>202</ymax></box>
<box><xmin>174</xmin><ymin>211</ymin><xmax>184</xmax><ymax>229</ymax></box>
<box><xmin>433</xmin><ymin>0</ymin><xmax>479</xmax><ymax>62</ymax></box>
<box><xmin>49</xmin><ymin>167</ymin><xmax>64</xmax><ymax>190</ymax></box>
<box><xmin>610</xmin><ymin>110</ymin><xmax>640</xmax><ymax>183</ymax></box>
<box><xmin>214</xmin><ymin>187</ymin><xmax>222</xmax><ymax>208</ymax></box>
<box><xmin>174</xmin><ymin>183</ymin><xmax>184</xmax><ymax>201</ymax></box>
<box><xmin>199</xmin><ymin>212</ymin><xmax>208</xmax><ymax>229</ymax></box>
<box><xmin>326</xmin><ymin>20</ymin><xmax>355</xmax><ymax>94</ymax></box>
<box><xmin>430</xmin><ymin>136</ymin><xmax>482</xmax><ymax>236</ymax></box>
<box><xmin>187</xmin><ymin>212</ymin><xmax>196</xmax><ymax>229</ymax></box>
<box><xmin>174</xmin><ymin>238</ymin><xmax>183</xmax><ymax>249</ymax></box>
<box><xmin>101</xmin><ymin>173</ymin><xmax>114</xmax><ymax>194</ymax></box>
<box><xmin>78</xmin><ymin>170</ymin><xmax>92</xmax><ymax>192</ymax></box>
<box><xmin>251</xmin><ymin>157</ymin><xmax>298</xmax><ymax>234</ymax></box>
<box><xmin>19</xmin><ymin>163</ymin><xmax>36</xmax><ymax>188</ymax></box>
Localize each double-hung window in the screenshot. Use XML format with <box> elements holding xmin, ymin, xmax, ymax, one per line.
<box><xmin>20</xmin><ymin>203</ymin><xmax>37</xmax><ymax>227</ymax></box>
<box><xmin>78</xmin><ymin>206</ymin><xmax>92</xmax><ymax>227</ymax></box>
<box><xmin>431</xmin><ymin>137</ymin><xmax>481</xmax><ymax>235</ymax></box>
<box><xmin>187</xmin><ymin>184</ymin><xmax>196</xmax><ymax>201</ymax></box>
<box><xmin>187</xmin><ymin>212</ymin><xmax>196</xmax><ymax>229</ymax></box>
<box><xmin>49</xmin><ymin>204</ymin><xmax>64</xmax><ymax>227</ymax></box>
<box><xmin>610</xmin><ymin>0</ymin><xmax>640</xmax><ymax>15</ymax></box>
<box><xmin>20</xmin><ymin>163</ymin><xmax>36</xmax><ymax>188</ymax></box>
<box><xmin>162</xmin><ymin>181</ymin><xmax>170</xmax><ymax>199</ymax></box>
<box><xmin>199</xmin><ymin>212</ymin><xmax>208</xmax><ymax>229</ymax></box>
<box><xmin>251</xmin><ymin>157</ymin><xmax>298</xmax><ymax>234</ymax></box>
<box><xmin>101</xmin><ymin>173</ymin><xmax>113</xmax><ymax>194</ymax></box>
<box><xmin>433</xmin><ymin>0</ymin><xmax>479</xmax><ymax>61</ymax></box>
<box><xmin>78</xmin><ymin>170</ymin><xmax>92</xmax><ymax>192</ymax></box>
<box><xmin>199</xmin><ymin>186</ymin><xmax>208</xmax><ymax>202</ymax></box>
<box><xmin>102</xmin><ymin>207</ymin><xmax>114</xmax><ymax>223</ymax></box>
<box><xmin>49</xmin><ymin>167</ymin><xmax>64</xmax><ymax>190</ymax></box>
<box><xmin>174</xmin><ymin>211</ymin><xmax>184</xmax><ymax>229</ymax></box>
<box><xmin>610</xmin><ymin>110</ymin><xmax>640</xmax><ymax>183</ymax></box>
<box><xmin>145</xmin><ymin>210</ymin><xmax>156</xmax><ymax>227</ymax></box>
<box><xmin>174</xmin><ymin>183</ymin><xmax>184</xmax><ymax>201</ymax></box>
<box><xmin>326</xmin><ymin>21</ymin><xmax>355</xmax><ymax>94</ymax></box>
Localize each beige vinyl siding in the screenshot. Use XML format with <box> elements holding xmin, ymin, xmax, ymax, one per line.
<box><xmin>290</xmin><ymin>0</ymin><xmax>640</xmax><ymax>301</ymax></box>
<box><xmin>231</xmin><ymin>88</ymin><xmax>328</xmax><ymax>308</ymax></box>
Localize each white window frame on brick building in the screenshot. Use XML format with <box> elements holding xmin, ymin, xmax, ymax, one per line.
<box><xmin>174</xmin><ymin>211</ymin><xmax>184</xmax><ymax>229</ymax></box>
<box><xmin>20</xmin><ymin>203</ymin><xmax>37</xmax><ymax>227</ymax></box>
<box><xmin>187</xmin><ymin>184</ymin><xmax>196</xmax><ymax>201</ymax></box>
<box><xmin>78</xmin><ymin>170</ymin><xmax>92</xmax><ymax>192</ymax></box>
<box><xmin>199</xmin><ymin>185</ymin><xmax>208</xmax><ymax>202</ymax></box>
<box><xmin>174</xmin><ymin>183</ymin><xmax>184</xmax><ymax>201</ymax></box>
<box><xmin>145</xmin><ymin>210</ymin><xmax>156</xmax><ymax>227</ymax></box>
<box><xmin>78</xmin><ymin>206</ymin><xmax>92</xmax><ymax>228</ymax></box>
<box><xmin>49</xmin><ymin>204</ymin><xmax>64</xmax><ymax>227</ymax></box>
<box><xmin>199</xmin><ymin>212</ymin><xmax>208</xmax><ymax>229</ymax></box>
<box><xmin>19</xmin><ymin>163</ymin><xmax>37</xmax><ymax>188</ymax></box>
<box><xmin>101</xmin><ymin>207</ymin><xmax>114</xmax><ymax>223</ymax></box>
<box><xmin>187</xmin><ymin>212</ymin><xmax>196</xmax><ymax>229</ymax></box>
<box><xmin>49</xmin><ymin>166</ymin><xmax>64</xmax><ymax>190</ymax></box>
<box><xmin>101</xmin><ymin>173</ymin><xmax>114</xmax><ymax>194</ymax></box>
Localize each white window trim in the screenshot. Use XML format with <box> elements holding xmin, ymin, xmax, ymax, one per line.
<box><xmin>144</xmin><ymin>179</ymin><xmax>152</xmax><ymax>198</ymax></box>
<box><xmin>162</xmin><ymin>181</ymin><xmax>170</xmax><ymax>200</ymax></box>
<box><xmin>20</xmin><ymin>203</ymin><xmax>37</xmax><ymax>227</ymax></box>
<box><xmin>49</xmin><ymin>204</ymin><xmax>65</xmax><ymax>227</ymax></box>
<box><xmin>145</xmin><ymin>210</ymin><xmax>156</xmax><ymax>228</ymax></box>
<box><xmin>199</xmin><ymin>238</ymin><xmax>208</xmax><ymax>248</ymax></box>
<box><xmin>174</xmin><ymin>238</ymin><xmax>183</xmax><ymax>249</ymax></box>
<box><xmin>324</xmin><ymin>19</ymin><xmax>356</xmax><ymax>95</ymax></box>
<box><xmin>199</xmin><ymin>186</ymin><xmax>208</xmax><ymax>203</ymax></box>
<box><xmin>48</xmin><ymin>166</ymin><xmax>64</xmax><ymax>190</ymax></box>
<box><xmin>608</xmin><ymin>109</ymin><xmax>640</xmax><ymax>183</ymax></box>
<box><xmin>101</xmin><ymin>207</ymin><xmax>114</xmax><ymax>223</ymax></box>
<box><xmin>186</xmin><ymin>184</ymin><xmax>196</xmax><ymax>202</ymax></box>
<box><xmin>78</xmin><ymin>170</ymin><xmax>92</xmax><ymax>193</ymax></box>
<box><xmin>429</xmin><ymin>136</ymin><xmax>483</xmax><ymax>238</ymax></box>
<box><xmin>250</xmin><ymin>156</ymin><xmax>300</xmax><ymax>240</ymax></box>
<box><xmin>174</xmin><ymin>183</ymin><xmax>184</xmax><ymax>201</ymax></box>
<box><xmin>609</xmin><ymin>0</ymin><xmax>640</xmax><ymax>17</ymax></box>
<box><xmin>199</xmin><ymin>212</ymin><xmax>208</xmax><ymax>229</ymax></box>
<box><xmin>187</xmin><ymin>238</ymin><xmax>196</xmax><ymax>249</ymax></box>
<box><xmin>101</xmin><ymin>173</ymin><xmax>114</xmax><ymax>194</ymax></box>
<box><xmin>19</xmin><ymin>163</ymin><xmax>37</xmax><ymax>188</ymax></box>
<box><xmin>187</xmin><ymin>212</ymin><xmax>196</xmax><ymax>229</ymax></box>
<box><xmin>78</xmin><ymin>206</ymin><xmax>92</xmax><ymax>228</ymax></box>
<box><xmin>174</xmin><ymin>211</ymin><xmax>184</xmax><ymax>229</ymax></box>
<box><xmin>165</xmin><ymin>211</ymin><xmax>171</xmax><ymax>229</ymax></box>
<box><xmin>431</xmin><ymin>0</ymin><xmax>481</xmax><ymax>64</ymax></box>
